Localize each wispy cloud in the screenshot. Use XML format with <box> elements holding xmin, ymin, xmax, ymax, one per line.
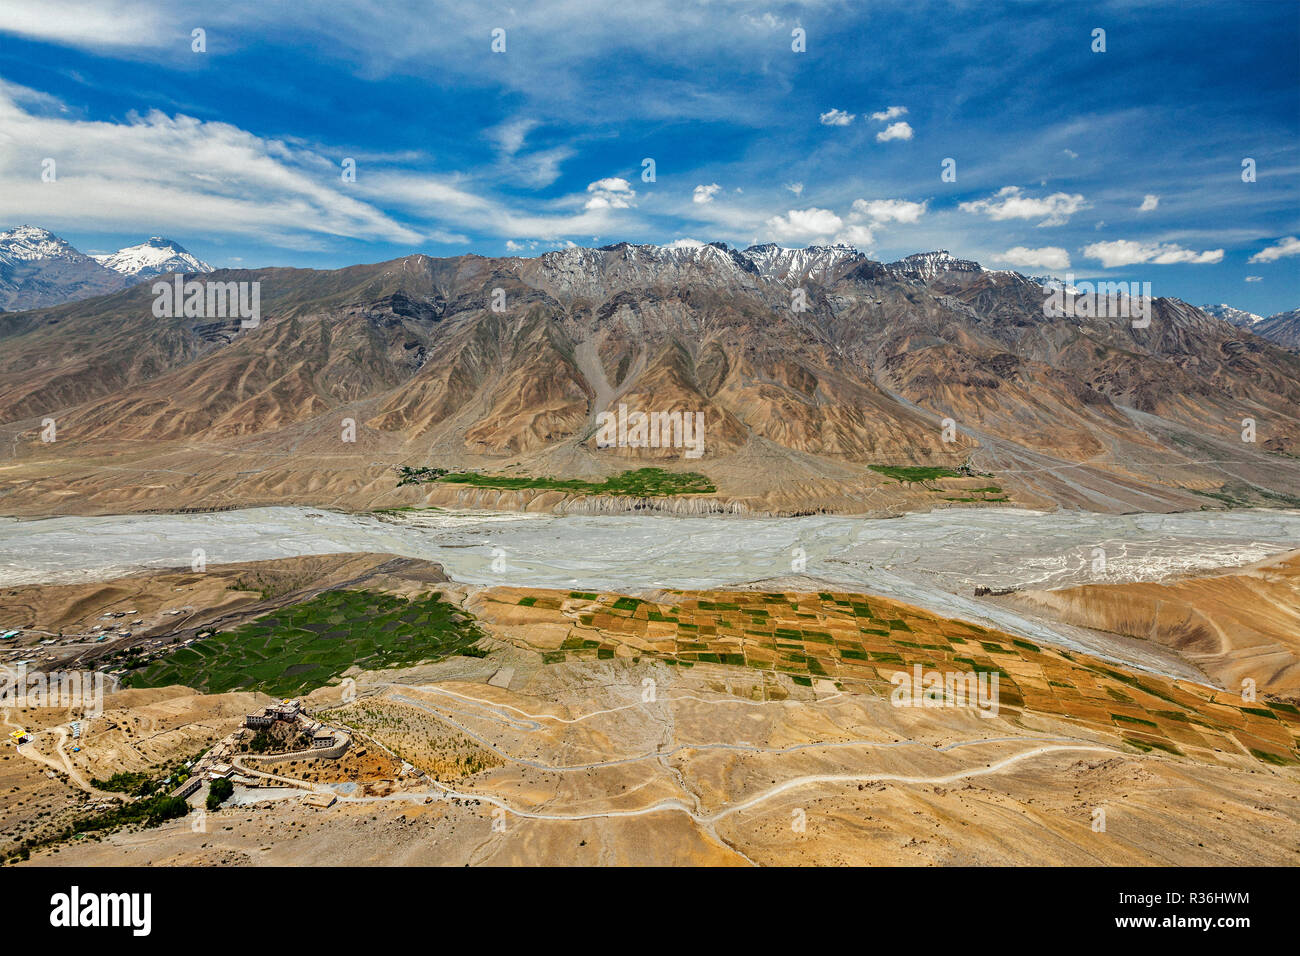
<box><xmin>0</xmin><ymin>80</ymin><xmax>421</xmax><ymax>246</ymax></box>
<box><xmin>0</xmin><ymin>1</ymin><xmax>169</xmax><ymax>50</ymax></box>
<box><xmin>819</xmin><ymin>108</ymin><xmax>855</xmax><ymax>126</ymax></box>
<box><xmin>1248</xmin><ymin>236</ymin><xmax>1300</xmax><ymax>263</ymax></box>
<box><xmin>960</xmin><ymin>186</ymin><xmax>1088</xmax><ymax>227</ymax></box>
<box><xmin>0</xmin><ymin>79</ymin><xmax>648</xmax><ymax>250</ymax></box>
<box><xmin>0</xmin><ymin>0</ymin><xmax>1295</xmax><ymax>311</ymax></box>
<box><xmin>870</xmin><ymin>105</ymin><xmax>908</xmax><ymax>122</ymax></box>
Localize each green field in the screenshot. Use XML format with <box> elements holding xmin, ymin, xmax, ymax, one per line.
<box><xmin>124</xmin><ymin>589</ymin><xmax>485</xmax><ymax>697</ymax></box>
<box><xmin>397</xmin><ymin>466</ymin><xmax>715</xmax><ymax>496</ymax></box>
<box><xmin>868</xmin><ymin>465</ymin><xmax>966</xmax><ymax>483</ymax></box>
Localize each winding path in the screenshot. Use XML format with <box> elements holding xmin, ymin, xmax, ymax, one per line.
<box><xmin>331</xmin><ymin>742</ymin><xmax>1121</xmax><ymax>826</ymax></box>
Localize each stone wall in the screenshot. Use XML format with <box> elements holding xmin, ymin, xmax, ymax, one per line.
<box><xmin>241</xmin><ymin>730</ymin><xmax>350</xmax><ymax>766</ymax></box>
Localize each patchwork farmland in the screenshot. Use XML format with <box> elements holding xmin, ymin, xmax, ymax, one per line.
<box><xmin>473</xmin><ymin>586</ymin><xmax>1300</xmax><ymax>769</ymax></box>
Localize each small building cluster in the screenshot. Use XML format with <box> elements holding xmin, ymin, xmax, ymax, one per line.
<box><xmin>244</xmin><ymin>699</ymin><xmax>337</xmax><ymax>749</ymax></box>
<box><xmin>173</xmin><ymin>699</ymin><xmax>349</xmax><ymax>799</ymax></box>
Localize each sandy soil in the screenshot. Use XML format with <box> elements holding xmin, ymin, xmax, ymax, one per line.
<box><xmin>1011</xmin><ymin>550</ymin><xmax>1300</xmax><ymax>696</ymax></box>
<box><xmin>24</xmin><ymin>659</ymin><xmax>1299</xmax><ymax>866</ymax></box>
<box><xmin>5</xmin><ymin>555</ymin><xmax>1295</xmax><ymax>867</ymax></box>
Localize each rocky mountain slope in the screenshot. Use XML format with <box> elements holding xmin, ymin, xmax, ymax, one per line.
<box><xmin>0</xmin><ymin>241</ymin><xmax>1297</xmax><ymax>516</ymax></box>
<box><xmin>1203</xmin><ymin>301</ymin><xmax>1299</xmax><ymax>350</ymax></box>
<box><xmin>1257</xmin><ymin>309</ymin><xmax>1300</xmax><ymax>349</ymax></box>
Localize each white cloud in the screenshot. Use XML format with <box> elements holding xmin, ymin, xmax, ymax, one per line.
<box><xmin>959</xmin><ymin>186</ymin><xmax>1088</xmax><ymax>227</ymax></box>
<box><xmin>752</xmin><ymin>197</ymin><xmax>923</xmax><ymax>251</ymax></box>
<box><xmin>692</xmin><ymin>183</ymin><xmax>722</xmax><ymax>204</ymax></box>
<box><xmin>1062</xmin><ymin>148</ymin><xmax>1078</xmax><ymax>159</ymax></box>
<box><xmin>999</xmin><ymin>246</ymin><xmax>1071</xmax><ymax>270</ymax></box>
<box><xmin>762</xmin><ymin>207</ymin><xmax>877</xmax><ymax>248</ymax></box>
<box><xmin>1248</xmin><ymin>236</ymin><xmax>1300</xmax><ymax>263</ymax></box>
<box><xmin>870</xmin><ymin>105</ymin><xmax>908</xmax><ymax>122</ymax></box>
<box><xmin>584</xmin><ymin>177</ymin><xmax>636</xmax><ymax>210</ymax></box>
<box><xmin>488</xmin><ymin>117</ymin><xmax>537</xmax><ymax>157</ymax></box>
<box><xmin>784</xmin><ymin>181</ymin><xmax>804</xmax><ymax>196</ymax></box>
<box><xmin>367</xmin><ymin>172</ymin><xmax>625</xmax><ymax>241</ymax></box>
<box><xmin>741</xmin><ymin>12</ymin><xmax>785</xmax><ymax>30</ymax></box>
<box><xmin>503</xmin><ymin>238</ymin><xmax>578</xmax><ymax>254</ymax></box>
<box><xmin>0</xmin><ymin>78</ymin><xmax>651</xmax><ymax>250</ymax></box>
<box><xmin>764</xmin><ymin>207</ymin><xmax>843</xmax><ymax>242</ymax></box>
<box><xmin>819</xmin><ymin>108</ymin><xmax>854</xmax><ymax>126</ymax></box>
<box><xmin>835</xmin><ymin>224</ymin><xmax>875</xmax><ymax>247</ymax></box>
<box><xmin>1139</xmin><ymin>194</ymin><xmax>1159</xmax><ymax>212</ymax></box>
<box><xmin>662</xmin><ymin>237</ymin><xmax>706</xmax><ymax>250</ymax></box>
<box><xmin>0</xmin><ymin>79</ymin><xmax>423</xmax><ymax>246</ymax></box>
<box><xmin>485</xmin><ymin>117</ymin><xmax>573</xmax><ymax>187</ymax></box>
<box><xmin>850</xmin><ymin>198</ymin><xmax>926</xmax><ymax>224</ymax></box>
<box><xmin>0</xmin><ymin>1</ymin><xmax>168</xmax><ymax>50</ymax></box>
<box><xmin>0</xmin><ymin>2</ymin><xmax>817</xmax><ymax>129</ymax></box>
<box><xmin>1083</xmin><ymin>239</ymin><xmax>1224</xmax><ymax>268</ymax></box>
<box><xmin>511</xmin><ymin>146</ymin><xmax>574</xmax><ymax>188</ymax></box>
<box><xmin>875</xmin><ymin>121</ymin><xmax>913</xmax><ymax>142</ymax></box>
<box><xmin>1245</xmin><ymin>275</ymin><xmax>1263</xmax><ymax>282</ymax></box>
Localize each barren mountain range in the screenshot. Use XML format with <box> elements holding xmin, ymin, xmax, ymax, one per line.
<box><xmin>0</xmin><ymin>240</ymin><xmax>1297</xmax><ymax>517</ymax></box>
<box><xmin>1203</xmin><ymin>302</ymin><xmax>1300</xmax><ymax>349</ymax></box>
<box><xmin>1255</xmin><ymin>309</ymin><xmax>1300</xmax><ymax>350</ymax></box>
<box><xmin>1201</xmin><ymin>303</ymin><xmax>1266</xmax><ymax>327</ymax></box>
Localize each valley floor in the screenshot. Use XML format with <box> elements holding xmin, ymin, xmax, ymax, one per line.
<box><xmin>0</xmin><ymin>538</ymin><xmax>1296</xmax><ymax>867</ymax></box>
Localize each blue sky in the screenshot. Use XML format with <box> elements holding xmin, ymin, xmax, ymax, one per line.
<box><xmin>0</xmin><ymin>0</ymin><xmax>1297</xmax><ymax>314</ymax></box>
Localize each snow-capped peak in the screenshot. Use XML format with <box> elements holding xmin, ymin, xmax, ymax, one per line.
<box><xmin>886</xmin><ymin>250</ymin><xmax>983</xmax><ymax>280</ymax></box>
<box><xmin>1031</xmin><ymin>275</ymin><xmax>1080</xmax><ymax>295</ymax></box>
<box><xmin>533</xmin><ymin>240</ymin><xmax>870</xmax><ymax>296</ymax></box>
<box><xmin>0</xmin><ymin>225</ymin><xmax>89</xmax><ymax>263</ymax></box>
<box><xmin>93</xmin><ymin>237</ymin><xmax>213</xmax><ymax>281</ymax></box>
<box><xmin>1200</xmin><ymin>303</ymin><xmax>1263</xmax><ymax>327</ymax></box>
<box><xmin>741</xmin><ymin>243</ymin><xmax>863</xmax><ymax>281</ymax></box>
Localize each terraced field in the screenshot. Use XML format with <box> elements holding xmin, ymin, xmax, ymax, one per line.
<box><xmin>124</xmin><ymin>589</ymin><xmax>485</xmax><ymax>696</ymax></box>
<box><xmin>472</xmin><ymin>587</ymin><xmax>1300</xmax><ymax>768</ymax></box>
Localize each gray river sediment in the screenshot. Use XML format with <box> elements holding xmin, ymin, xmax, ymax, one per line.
<box><xmin>3</xmin><ymin>506</ymin><xmax>1296</xmax><ymax>682</ymax></box>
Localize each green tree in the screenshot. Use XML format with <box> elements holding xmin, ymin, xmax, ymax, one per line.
<box><xmin>206</xmin><ymin>777</ymin><xmax>234</xmax><ymax>810</ymax></box>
